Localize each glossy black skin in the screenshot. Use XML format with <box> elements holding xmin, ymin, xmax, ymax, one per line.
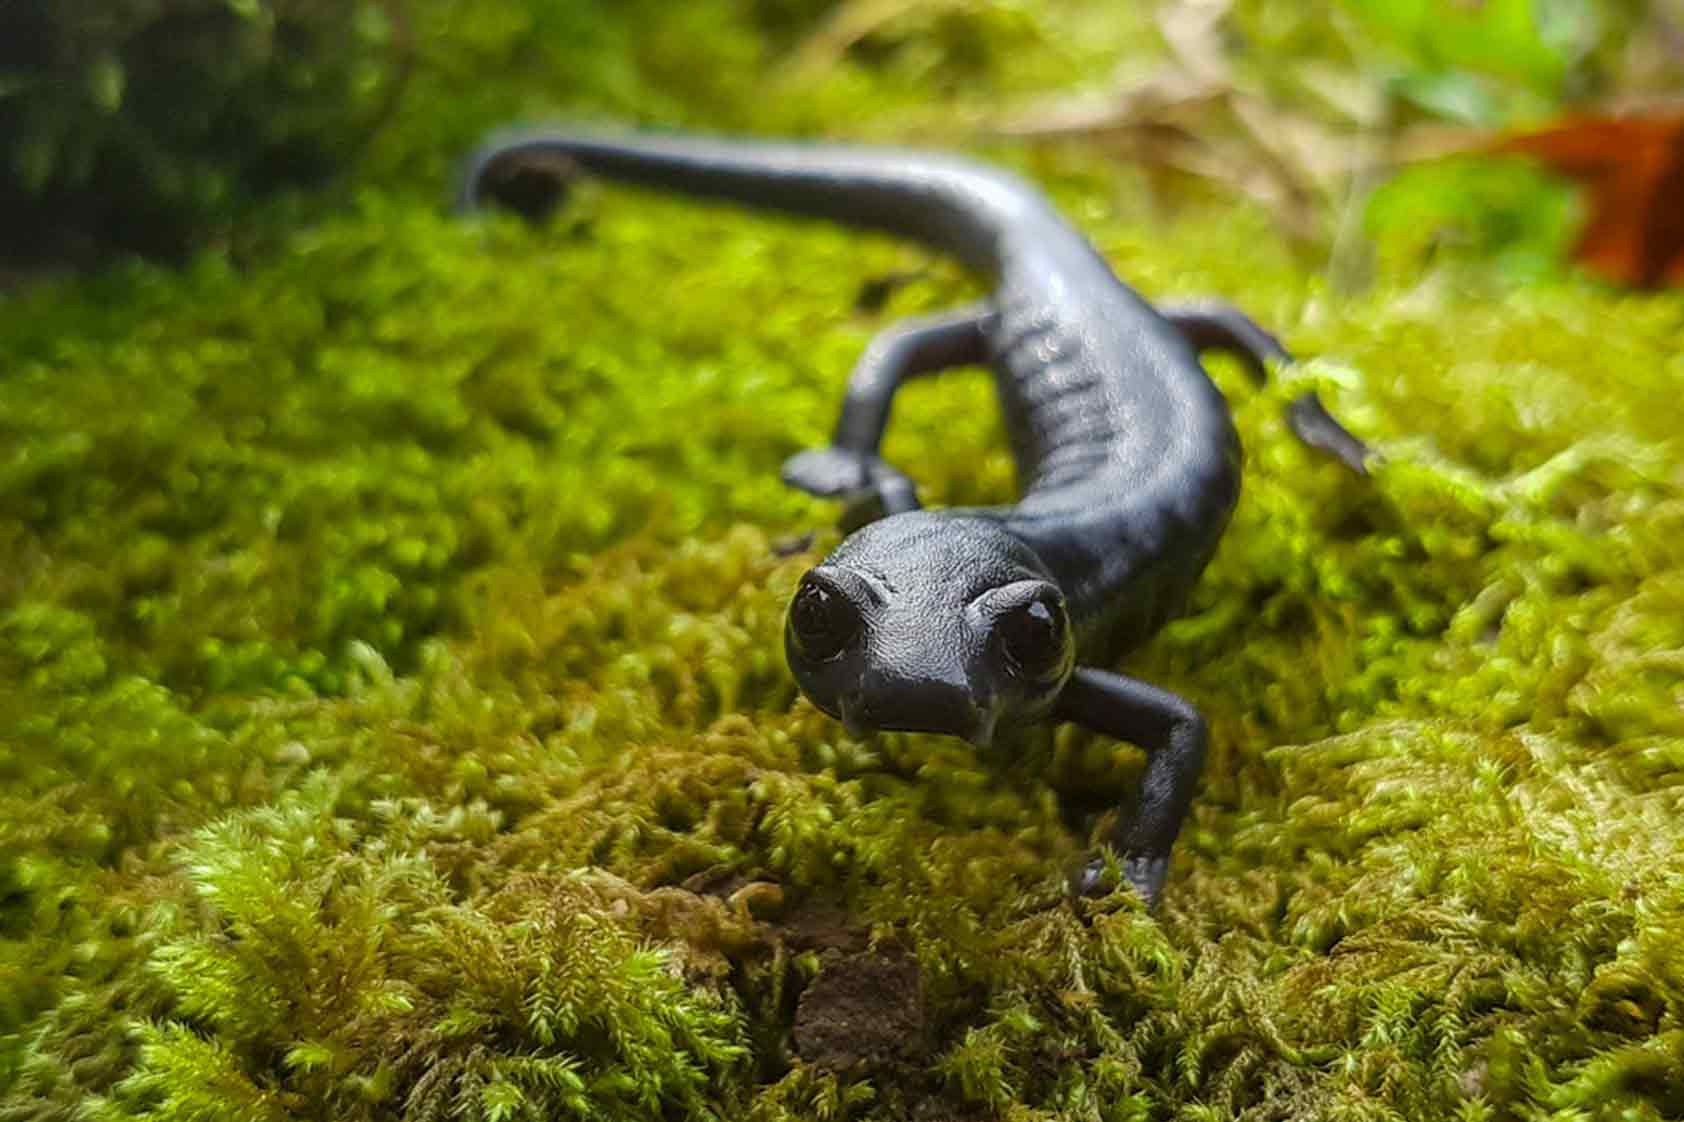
<box><xmin>459</xmin><ymin>130</ymin><xmax>1367</xmax><ymax>907</ymax></box>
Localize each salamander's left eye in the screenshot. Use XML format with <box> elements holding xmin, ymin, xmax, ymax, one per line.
<box><xmin>994</xmin><ymin>591</ymin><xmax>1069</xmax><ymax>682</ymax></box>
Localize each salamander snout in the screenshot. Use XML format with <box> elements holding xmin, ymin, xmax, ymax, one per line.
<box><xmin>838</xmin><ymin>671</ymin><xmax>999</xmax><ymax>747</ymax></box>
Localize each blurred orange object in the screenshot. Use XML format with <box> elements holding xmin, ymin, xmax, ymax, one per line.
<box><xmin>1495</xmin><ymin>112</ymin><xmax>1684</xmax><ymax>288</ymax></box>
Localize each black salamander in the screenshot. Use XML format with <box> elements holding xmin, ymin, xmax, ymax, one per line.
<box><xmin>459</xmin><ymin>130</ymin><xmax>1367</xmax><ymax>907</ymax></box>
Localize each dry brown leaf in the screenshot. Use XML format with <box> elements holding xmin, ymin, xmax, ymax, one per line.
<box><xmin>1493</xmin><ymin>111</ymin><xmax>1684</xmax><ymax>288</ymax></box>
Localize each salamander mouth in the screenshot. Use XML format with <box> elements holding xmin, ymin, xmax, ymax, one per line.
<box><xmin>837</xmin><ymin>688</ymin><xmax>1001</xmax><ymax>748</ymax></box>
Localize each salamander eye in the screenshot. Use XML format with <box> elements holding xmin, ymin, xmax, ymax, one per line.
<box><xmin>994</xmin><ymin>592</ymin><xmax>1069</xmax><ymax>682</ymax></box>
<box><xmin>788</xmin><ymin>574</ymin><xmax>862</xmax><ymax>663</ymax></box>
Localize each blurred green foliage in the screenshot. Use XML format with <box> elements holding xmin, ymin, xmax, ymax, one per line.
<box><xmin>5</xmin><ymin>0</ymin><xmax>1669</xmax><ymax>268</ymax></box>
<box><xmin>1364</xmin><ymin>157</ymin><xmax>1581</xmax><ymax>283</ymax></box>
<box><xmin>0</xmin><ymin>0</ymin><xmax>404</xmax><ymax>259</ymax></box>
<box><xmin>1220</xmin><ymin>0</ymin><xmax>1677</xmax><ymax>281</ymax></box>
<box><xmin>1346</xmin><ymin>0</ymin><xmax>1599</xmax><ymax>120</ymax></box>
<box><xmin>0</xmin><ymin>0</ymin><xmax>1156</xmax><ymax>262</ymax></box>
<box><xmin>3</xmin><ymin>1</ymin><xmax>1684</xmax><ymax>1120</ymax></box>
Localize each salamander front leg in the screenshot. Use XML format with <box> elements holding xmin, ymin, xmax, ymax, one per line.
<box><xmin>1157</xmin><ymin>301</ymin><xmax>1371</xmax><ymax>475</ymax></box>
<box><xmin>782</xmin><ymin>304</ymin><xmax>996</xmax><ymax>527</ymax></box>
<box><xmin>1054</xmin><ymin>667</ymin><xmax>1208</xmax><ymax>908</ymax></box>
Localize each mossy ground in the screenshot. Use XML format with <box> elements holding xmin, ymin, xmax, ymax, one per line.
<box><xmin>3</xmin><ymin>2</ymin><xmax>1683</xmax><ymax>1120</ymax></box>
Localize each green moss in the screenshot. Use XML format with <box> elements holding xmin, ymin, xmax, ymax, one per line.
<box><xmin>101</xmin><ymin>776</ymin><xmax>749</xmax><ymax>1121</ymax></box>
<box><xmin>4</xmin><ymin>1</ymin><xmax>1684</xmax><ymax>1120</ymax></box>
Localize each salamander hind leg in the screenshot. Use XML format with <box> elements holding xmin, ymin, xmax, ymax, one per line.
<box><xmin>782</xmin><ymin>303</ymin><xmax>996</xmax><ymax>526</ymax></box>
<box><xmin>1053</xmin><ymin>667</ymin><xmax>1208</xmax><ymax>909</ymax></box>
<box><xmin>1157</xmin><ymin>300</ymin><xmax>1371</xmax><ymax>475</ymax></box>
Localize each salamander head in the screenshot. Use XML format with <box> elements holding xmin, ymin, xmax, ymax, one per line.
<box><xmin>784</xmin><ymin>512</ymin><xmax>1074</xmax><ymax>747</ymax></box>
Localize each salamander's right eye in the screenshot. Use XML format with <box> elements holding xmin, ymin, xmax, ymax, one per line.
<box><xmin>788</xmin><ymin>574</ymin><xmax>861</xmax><ymax>662</ymax></box>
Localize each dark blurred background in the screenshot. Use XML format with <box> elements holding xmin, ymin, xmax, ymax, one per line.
<box><xmin>3</xmin><ymin>0</ymin><xmax>1681</xmax><ymax>275</ymax></box>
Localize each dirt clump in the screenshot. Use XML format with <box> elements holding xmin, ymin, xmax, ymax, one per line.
<box><xmin>792</xmin><ymin>947</ymin><xmax>927</xmax><ymax>1073</ymax></box>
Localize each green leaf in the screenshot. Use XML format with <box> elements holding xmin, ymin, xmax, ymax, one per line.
<box><xmin>481</xmin><ymin>1081</ymin><xmax>527</xmax><ymax>1122</ymax></box>
<box><xmin>283</xmin><ymin>1042</ymin><xmax>335</xmax><ymax>1072</ymax></box>
<box><xmin>12</xmin><ymin>131</ymin><xmax>55</xmax><ymax>193</ymax></box>
<box><xmin>86</xmin><ymin>52</ymin><xmax>125</xmax><ymax>114</ymax></box>
<box><xmin>1389</xmin><ymin>69</ymin><xmax>1499</xmax><ymax>126</ymax></box>
<box><xmin>0</xmin><ymin>69</ymin><xmax>38</xmax><ymax>100</ymax></box>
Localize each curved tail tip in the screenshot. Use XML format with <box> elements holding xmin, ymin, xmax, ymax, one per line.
<box><xmin>453</xmin><ymin>130</ymin><xmax>578</xmax><ymax>221</ymax></box>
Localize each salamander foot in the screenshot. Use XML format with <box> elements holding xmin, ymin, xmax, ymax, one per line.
<box><xmin>782</xmin><ymin>446</ymin><xmax>920</xmax><ymax>527</ymax></box>
<box><xmin>782</xmin><ymin>446</ymin><xmax>877</xmax><ymax>497</ymax></box>
<box><xmin>1073</xmin><ymin>850</ymin><xmax>1170</xmax><ymax>909</ymax></box>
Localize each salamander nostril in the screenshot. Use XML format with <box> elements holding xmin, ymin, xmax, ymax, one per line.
<box><xmin>839</xmin><ymin>693</ymin><xmax>874</xmax><ymax>739</ymax></box>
